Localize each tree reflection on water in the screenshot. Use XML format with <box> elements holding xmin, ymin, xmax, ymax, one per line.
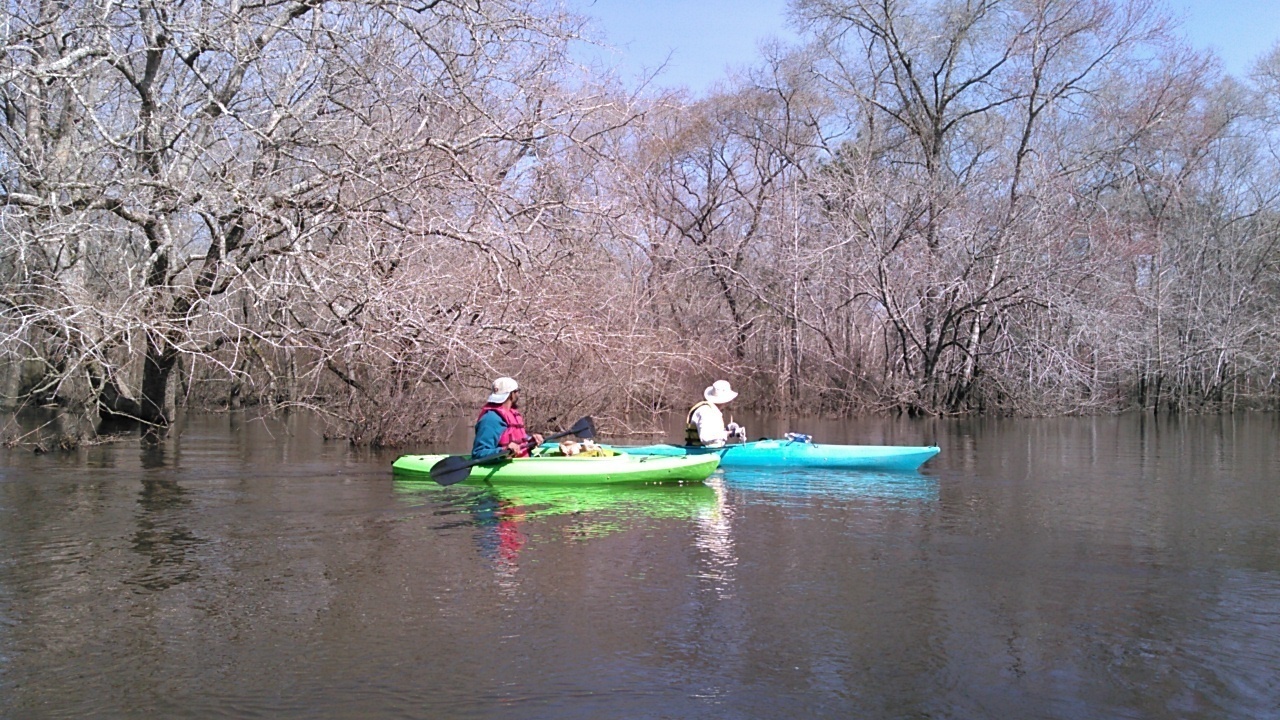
<box><xmin>128</xmin><ymin>443</ymin><xmax>204</xmax><ymax>592</ymax></box>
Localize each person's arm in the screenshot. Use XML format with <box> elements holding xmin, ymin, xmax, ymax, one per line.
<box><xmin>695</xmin><ymin>406</ymin><xmax>728</xmax><ymax>446</ymax></box>
<box><xmin>472</xmin><ymin>411</ymin><xmax>506</xmax><ymax>458</ymax></box>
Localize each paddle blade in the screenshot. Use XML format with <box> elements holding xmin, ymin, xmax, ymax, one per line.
<box><xmin>569</xmin><ymin>416</ymin><xmax>596</xmax><ymax>440</ymax></box>
<box><xmin>429</xmin><ymin>454</ymin><xmax>476</xmax><ymax>486</ymax></box>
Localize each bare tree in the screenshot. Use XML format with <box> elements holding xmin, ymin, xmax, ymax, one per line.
<box><xmin>792</xmin><ymin>0</ymin><xmax>1172</xmax><ymax>414</ymax></box>
<box><xmin>0</xmin><ymin>0</ymin><xmax>675</xmax><ymax>444</ymax></box>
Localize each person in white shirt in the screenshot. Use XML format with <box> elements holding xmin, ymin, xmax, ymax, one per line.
<box><xmin>685</xmin><ymin>380</ymin><xmax>746</xmax><ymax>447</ymax></box>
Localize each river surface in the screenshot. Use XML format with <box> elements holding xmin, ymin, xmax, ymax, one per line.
<box><xmin>1</xmin><ymin>411</ymin><xmax>1278</xmax><ymax>719</ymax></box>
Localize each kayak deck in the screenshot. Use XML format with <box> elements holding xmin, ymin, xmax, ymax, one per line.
<box><xmin>392</xmin><ymin>449</ymin><xmax>720</xmax><ymax>485</ymax></box>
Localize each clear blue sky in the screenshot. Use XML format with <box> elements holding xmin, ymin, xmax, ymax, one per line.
<box><xmin>568</xmin><ymin>0</ymin><xmax>1280</xmax><ymax>94</ymax></box>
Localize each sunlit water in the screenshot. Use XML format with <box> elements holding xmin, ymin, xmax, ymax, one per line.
<box><xmin>1</xmin><ymin>411</ymin><xmax>1277</xmax><ymax>718</ymax></box>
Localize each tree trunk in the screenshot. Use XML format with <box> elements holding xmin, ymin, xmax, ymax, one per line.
<box><xmin>140</xmin><ymin>334</ymin><xmax>177</xmax><ymax>429</ymax></box>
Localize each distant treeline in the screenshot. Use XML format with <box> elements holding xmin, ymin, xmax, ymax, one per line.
<box><xmin>2</xmin><ymin>0</ymin><xmax>1277</xmax><ymax>446</ymax></box>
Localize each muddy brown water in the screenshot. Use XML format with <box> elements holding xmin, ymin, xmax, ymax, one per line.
<box><xmin>1</xmin><ymin>411</ymin><xmax>1277</xmax><ymax>718</ymax></box>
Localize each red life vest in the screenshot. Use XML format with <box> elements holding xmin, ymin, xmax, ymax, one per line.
<box><xmin>477</xmin><ymin>403</ymin><xmax>531</xmax><ymax>457</ymax></box>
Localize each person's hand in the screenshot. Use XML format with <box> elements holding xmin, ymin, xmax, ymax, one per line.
<box><xmin>505</xmin><ymin>441</ymin><xmax>522</xmax><ymax>454</ymax></box>
<box><xmin>532</xmin><ymin>433</ymin><xmax>544</xmax><ymax>445</ymax></box>
<box><xmin>727</xmin><ymin>422</ymin><xmax>746</xmax><ymax>439</ymax></box>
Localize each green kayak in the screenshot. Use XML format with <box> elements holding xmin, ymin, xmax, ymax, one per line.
<box><xmin>391</xmin><ymin>450</ymin><xmax>720</xmax><ymax>485</ymax></box>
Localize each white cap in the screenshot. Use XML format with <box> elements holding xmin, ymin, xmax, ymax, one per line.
<box><xmin>486</xmin><ymin>376</ymin><xmax>519</xmax><ymax>404</ymax></box>
<box><xmin>703</xmin><ymin>380</ymin><xmax>738</xmax><ymax>404</ymax></box>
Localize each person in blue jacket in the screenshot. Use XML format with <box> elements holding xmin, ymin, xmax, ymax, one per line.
<box><xmin>472</xmin><ymin>376</ymin><xmax>544</xmax><ymax>458</ymax></box>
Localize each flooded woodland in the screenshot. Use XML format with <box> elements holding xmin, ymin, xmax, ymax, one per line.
<box><xmin>1</xmin><ymin>0</ymin><xmax>1278</xmax><ymax>449</ymax></box>
<box><xmin>2</xmin><ymin>3</ymin><xmax>1280</xmax><ymax>714</ymax></box>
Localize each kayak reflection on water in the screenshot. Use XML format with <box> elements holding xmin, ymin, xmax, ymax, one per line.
<box><xmin>393</xmin><ymin>480</ymin><xmax>722</xmax><ymax>577</ymax></box>
<box><xmin>719</xmin><ymin>468</ymin><xmax>940</xmax><ymax>504</ymax></box>
<box><xmin>433</xmin><ymin>481</ymin><xmax>722</xmax><ymax>580</ymax></box>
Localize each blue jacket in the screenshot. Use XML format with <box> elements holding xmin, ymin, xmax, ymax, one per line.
<box><xmin>472</xmin><ymin>410</ymin><xmax>508</xmax><ymax>458</ymax></box>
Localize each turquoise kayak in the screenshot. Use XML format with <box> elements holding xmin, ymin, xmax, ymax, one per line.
<box><xmin>391</xmin><ymin>450</ymin><xmax>720</xmax><ymax>485</ymax></box>
<box><xmin>611</xmin><ymin>439</ymin><xmax>940</xmax><ymax>473</ymax></box>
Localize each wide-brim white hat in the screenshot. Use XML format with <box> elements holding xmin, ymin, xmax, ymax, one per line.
<box><xmin>703</xmin><ymin>380</ymin><xmax>738</xmax><ymax>404</ymax></box>
<box><xmin>486</xmin><ymin>376</ymin><xmax>519</xmax><ymax>404</ymax></box>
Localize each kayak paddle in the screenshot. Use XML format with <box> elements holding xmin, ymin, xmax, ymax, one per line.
<box><xmin>429</xmin><ymin>415</ymin><xmax>596</xmax><ymax>486</ymax></box>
